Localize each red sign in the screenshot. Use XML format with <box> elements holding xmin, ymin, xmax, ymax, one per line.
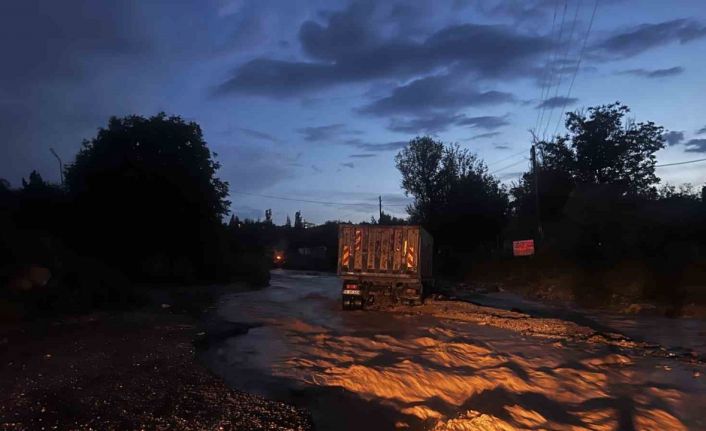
<box><xmin>513</xmin><ymin>240</ymin><xmax>535</xmax><ymax>256</ymax></box>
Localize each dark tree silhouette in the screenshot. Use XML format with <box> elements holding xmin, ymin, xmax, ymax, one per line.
<box><xmin>294</xmin><ymin>211</ymin><xmax>303</xmax><ymax>229</ymax></box>
<box><xmin>376</xmin><ymin>211</ymin><xmax>407</xmax><ymax>225</ymax></box>
<box><xmin>228</xmin><ymin>214</ymin><xmax>238</xmax><ymax>229</ymax></box>
<box><xmin>22</xmin><ymin>171</ymin><xmax>48</xmax><ymax>191</ymax></box>
<box><xmin>512</xmin><ymin>102</ymin><xmax>666</xmax><ymax>234</ymax></box>
<box><xmin>538</xmin><ymin>102</ymin><xmax>665</xmax><ymax>194</ymax></box>
<box><xmin>396</xmin><ymin>137</ymin><xmax>509</xmax><ymax>272</ymax></box>
<box><xmin>63</xmin><ymin>113</ymin><xmax>230</xmax><ymax>280</ymax></box>
<box><xmin>285</xmin><ymin>214</ymin><xmax>292</xmax><ymax>228</ymax></box>
<box><xmin>395</xmin><ymin>137</ymin><xmax>448</xmax><ymax>224</ymax></box>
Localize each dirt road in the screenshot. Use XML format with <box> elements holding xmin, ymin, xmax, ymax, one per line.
<box><xmin>199</xmin><ymin>270</ymin><xmax>706</xmax><ymax>430</ymax></box>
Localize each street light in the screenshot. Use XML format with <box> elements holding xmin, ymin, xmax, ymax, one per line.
<box><xmin>49</xmin><ymin>148</ymin><xmax>63</xmax><ymax>185</ymax></box>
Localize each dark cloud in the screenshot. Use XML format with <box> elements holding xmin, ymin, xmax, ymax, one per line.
<box><xmin>238</xmin><ymin>127</ymin><xmax>280</xmax><ymax>142</ymax></box>
<box><xmin>311</xmin><ymin>164</ymin><xmax>323</xmax><ymax>173</ymax></box>
<box><xmin>298</xmin><ymin>124</ymin><xmax>345</xmax><ymax>141</ymax></box>
<box><xmin>494</xmin><ymin>144</ymin><xmax>511</xmax><ymax>150</ymax></box>
<box><xmin>474</xmin><ymin>0</ymin><xmax>556</xmax><ymax>24</ymax></box>
<box><xmin>0</xmin><ymin>0</ymin><xmax>163</xmax><ymax>184</ymax></box>
<box><xmin>341</xmin><ymin>162</ymin><xmax>355</xmax><ymax>169</ymax></box>
<box><xmin>663</xmin><ymin>131</ymin><xmax>685</xmax><ymax>146</ymax></box>
<box><xmin>697</xmin><ymin>125</ymin><xmax>706</xmax><ymax>135</ymax></box>
<box><xmin>388</xmin><ymin>113</ymin><xmax>509</xmax><ymax>134</ymax></box>
<box><xmin>1</xmin><ymin>1</ymin><xmax>148</xmax><ymax>90</ymax></box>
<box><xmin>349</xmin><ymin>154</ymin><xmax>377</xmax><ymax>158</ymax></box>
<box><xmin>536</xmin><ymin>96</ymin><xmax>578</xmax><ymax>109</ymax></box>
<box><xmin>216</xmin><ymin>2</ymin><xmax>553</xmax><ymax>98</ymax></box>
<box><xmin>388</xmin><ymin>114</ymin><xmax>461</xmax><ymax>133</ymax></box>
<box><xmin>214</xmin><ymin>144</ymin><xmax>293</xmax><ymax>192</ymax></box>
<box><xmin>617</xmin><ymin>66</ymin><xmax>684</xmax><ymax>78</ymax></box>
<box><xmin>299</xmin><ymin>1</ymin><xmax>378</xmax><ymax>61</ymax></box>
<box><xmin>359</xmin><ymin>74</ymin><xmax>514</xmax><ymax>116</ymax></box>
<box><xmin>344</xmin><ymin>139</ymin><xmax>408</xmax><ymax>152</ymax></box>
<box><xmin>216</xmin><ymin>59</ymin><xmax>339</xmax><ymax>98</ymax></box>
<box><xmin>684</xmin><ymin>139</ymin><xmax>706</xmax><ymax>153</ymax></box>
<box><xmin>468</xmin><ymin>132</ymin><xmax>502</xmax><ymax>140</ymax></box>
<box><xmin>592</xmin><ymin>19</ymin><xmax>706</xmax><ymax>59</ymax></box>
<box><xmin>456</xmin><ymin>115</ymin><xmax>510</xmax><ymax>130</ymax></box>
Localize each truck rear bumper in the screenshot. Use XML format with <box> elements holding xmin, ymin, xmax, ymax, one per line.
<box><xmin>340</xmin><ymin>278</ymin><xmax>423</xmax><ymax>310</ymax></box>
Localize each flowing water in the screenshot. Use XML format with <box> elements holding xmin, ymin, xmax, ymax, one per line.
<box><xmin>199</xmin><ymin>270</ymin><xmax>706</xmax><ymax>430</ymax></box>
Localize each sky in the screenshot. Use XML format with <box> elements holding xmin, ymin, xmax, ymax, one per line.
<box><xmin>2</xmin><ymin>0</ymin><xmax>706</xmax><ymax>224</ymax></box>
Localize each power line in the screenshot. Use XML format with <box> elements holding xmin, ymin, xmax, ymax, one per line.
<box><xmin>486</xmin><ymin>149</ymin><xmax>528</xmax><ymax>168</ymax></box>
<box><xmin>552</xmin><ymin>0</ymin><xmax>600</xmax><ymax>137</ymax></box>
<box><xmin>231</xmin><ymin>190</ymin><xmax>377</xmax><ymax>207</ymax></box>
<box><xmin>534</xmin><ymin>0</ymin><xmax>561</xmax><ymax>133</ymax></box>
<box><xmin>542</xmin><ymin>0</ymin><xmax>582</xmax><ymax>139</ymax></box>
<box><xmin>538</xmin><ymin>0</ymin><xmax>569</xmax><ymax>140</ymax></box>
<box><xmin>491</xmin><ymin>157</ymin><xmax>530</xmax><ymax>175</ymax></box>
<box><xmin>655</xmin><ymin>157</ymin><xmax>706</xmax><ymax>168</ymax></box>
<box><xmin>232</xmin><ymin>190</ymin><xmax>413</xmax><ymax>209</ymax></box>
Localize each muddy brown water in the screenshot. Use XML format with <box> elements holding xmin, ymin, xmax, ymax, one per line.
<box><xmin>199</xmin><ymin>269</ymin><xmax>706</xmax><ymax>430</ymax></box>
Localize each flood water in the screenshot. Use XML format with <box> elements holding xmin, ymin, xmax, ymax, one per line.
<box><xmin>199</xmin><ymin>270</ymin><xmax>706</xmax><ymax>430</ymax></box>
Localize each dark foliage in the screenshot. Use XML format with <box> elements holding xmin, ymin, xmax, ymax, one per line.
<box><xmin>512</xmin><ymin>103</ymin><xmax>665</xmax><ymax>231</ymax></box>
<box><xmin>0</xmin><ymin>114</ymin><xmax>268</xmax><ymax>318</ymax></box>
<box><xmin>294</xmin><ymin>211</ymin><xmax>304</xmax><ymax>229</ymax></box>
<box><xmin>396</xmin><ymin>137</ymin><xmax>510</xmax><ymax>274</ymax></box>
<box><xmin>62</xmin><ymin>113</ymin><xmax>230</xmax><ymax>281</ymax></box>
<box><xmin>505</xmin><ymin>103</ymin><xmax>705</xmax><ymax>310</ymax></box>
<box><xmin>375</xmin><ymin>211</ymin><xmax>407</xmax><ymax>225</ymax></box>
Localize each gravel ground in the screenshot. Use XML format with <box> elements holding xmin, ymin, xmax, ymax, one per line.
<box><xmin>0</xmin><ymin>310</ymin><xmax>312</xmax><ymax>430</ymax></box>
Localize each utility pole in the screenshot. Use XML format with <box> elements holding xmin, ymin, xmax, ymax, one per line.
<box><xmin>378</xmin><ymin>195</ymin><xmax>382</xmax><ymax>222</ymax></box>
<box><xmin>530</xmin><ymin>145</ymin><xmax>543</xmax><ymax>241</ymax></box>
<box><xmin>49</xmin><ymin>148</ymin><xmax>64</xmax><ymax>186</ymax></box>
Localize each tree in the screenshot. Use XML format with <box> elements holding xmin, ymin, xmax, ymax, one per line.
<box><xmin>376</xmin><ymin>211</ymin><xmax>407</xmax><ymax>225</ymax></box>
<box><xmin>395</xmin><ymin>137</ymin><xmax>478</xmax><ymax>224</ymax></box>
<box><xmin>396</xmin><ymin>136</ymin><xmax>509</xmax><ymax>258</ymax></box>
<box><xmin>0</xmin><ymin>178</ymin><xmax>11</xmax><ymax>207</ymax></box>
<box><xmin>228</xmin><ymin>214</ymin><xmax>239</xmax><ymax>229</ymax></box>
<box><xmin>285</xmin><ymin>214</ymin><xmax>292</xmax><ymax>228</ymax></box>
<box><xmin>63</xmin><ymin>113</ymin><xmax>230</xmax><ymax>280</ymax></box>
<box><xmin>265</xmin><ymin>208</ymin><xmax>273</xmax><ymax>224</ymax></box>
<box><xmin>22</xmin><ymin>170</ymin><xmax>49</xmax><ymax>191</ymax></box>
<box><xmin>542</xmin><ymin>102</ymin><xmax>665</xmax><ymax>194</ymax></box>
<box><xmin>657</xmin><ymin>183</ymin><xmax>701</xmax><ymax>201</ymax></box>
<box><xmin>510</xmin><ymin>165</ymin><xmax>574</xmax><ymax>229</ymax></box>
<box><xmin>294</xmin><ymin>211</ymin><xmax>303</xmax><ymax>229</ymax></box>
<box><xmin>512</xmin><ymin>102</ymin><xmax>666</xmax><ymax>235</ymax></box>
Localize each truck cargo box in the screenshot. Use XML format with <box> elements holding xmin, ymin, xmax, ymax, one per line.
<box><xmin>337</xmin><ymin>224</ymin><xmax>433</xmax><ymax>281</ymax></box>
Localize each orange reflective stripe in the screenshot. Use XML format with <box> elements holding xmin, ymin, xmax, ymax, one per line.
<box><xmin>354</xmin><ymin>229</ymin><xmax>362</xmax><ymax>250</ymax></box>
<box><xmin>406</xmin><ymin>246</ymin><xmax>415</xmax><ymax>268</ymax></box>
<box><xmin>342</xmin><ymin>245</ymin><xmax>350</xmax><ymax>268</ymax></box>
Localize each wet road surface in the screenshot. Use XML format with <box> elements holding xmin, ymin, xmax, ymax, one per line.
<box><xmin>199</xmin><ymin>270</ymin><xmax>706</xmax><ymax>430</ymax></box>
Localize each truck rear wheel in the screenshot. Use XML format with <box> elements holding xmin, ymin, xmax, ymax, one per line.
<box><xmin>396</xmin><ymin>284</ymin><xmax>423</xmax><ymax>306</ymax></box>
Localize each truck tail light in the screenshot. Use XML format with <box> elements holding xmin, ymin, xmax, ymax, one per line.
<box><xmin>343</xmin><ymin>284</ymin><xmax>360</xmax><ymax>295</ymax></box>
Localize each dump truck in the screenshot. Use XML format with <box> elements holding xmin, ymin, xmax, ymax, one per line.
<box><xmin>337</xmin><ymin>224</ymin><xmax>433</xmax><ymax>310</ymax></box>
